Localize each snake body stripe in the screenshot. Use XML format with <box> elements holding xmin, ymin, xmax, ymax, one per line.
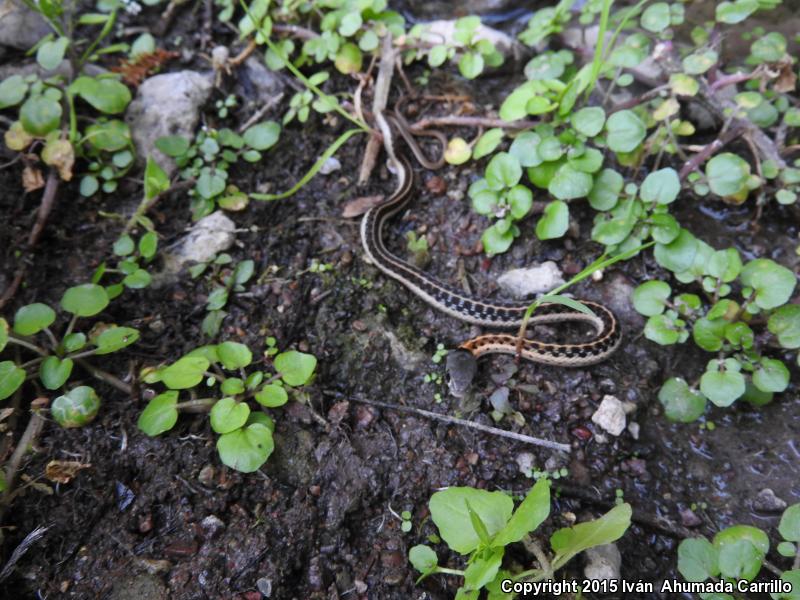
<box><xmin>360</xmin><ymin>116</ymin><xmax>622</xmax><ymax>365</ymax></box>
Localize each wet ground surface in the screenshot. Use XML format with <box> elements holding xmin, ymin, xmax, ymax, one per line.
<box><xmin>1</xmin><ymin>2</ymin><xmax>799</xmax><ymax>600</ymax></box>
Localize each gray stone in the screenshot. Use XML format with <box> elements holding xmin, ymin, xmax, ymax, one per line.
<box><xmin>237</xmin><ymin>56</ymin><xmax>285</xmax><ymax>104</ymax></box>
<box><xmin>0</xmin><ymin>0</ymin><xmax>50</xmax><ymax>51</ymax></box>
<box><xmin>591</xmin><ymin>395</ymin><xmax>626</xmax><ymax>436</ymax></box>
<box><xmin>125</xmin><ymin>71</ymin><xmax>213</xmax><ymax>174</ymax></box>
<box><xmin>162</xmin><ymin>211</ymin><xmax>236</xmax><ymax>274</ymax></box>
<box><xmin>497</xmin><ymin>262</ymin><xmax>565</xmax><ymax>298</ymax></box>
<box><xmin>753</xmin><ymin>488</ymin><xmax>787</xmax><ymax>513</ymax></box>
<box><xmin>583</xmin><ymin>544</ymin><xmax>622</xmax><ymax>581</ymax></box>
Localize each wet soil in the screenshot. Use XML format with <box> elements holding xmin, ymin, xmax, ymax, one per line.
<box><xmin>1</xmin><ymin>2</ymin><xmax>799</xmax><ymax>600</ymax></box>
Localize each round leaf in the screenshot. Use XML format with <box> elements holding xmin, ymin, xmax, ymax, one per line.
<box><xmin>605</xmin><ymin>110</ymin><xmax>646</xmax><ymax>153</ymax></box>
<box><xmin>13</xmin><ymin>303</ymin><xmax>55</xmax><ymax>335</ymax></box>
<box><xmin>548</xmin><ymin>164</ymin><xmax>592</xmax><ymax>200</ymax></box>
<box><xmin>659</xmin><ymin>378</ymin><xmax>706</xmax><ymax>423</ymax></box>
<box><xmin>20</xmin><ymin>95</ymin><xmax>62</xmax><ymax>136</ymax></box>
<box><xmin>93</xmin><ymin>326</ymin><xmax>139</xmax><ymax>355</ymax></box>
<box><xmin>210</xmin><ymin>397</ymin><xmax>250</xmax><ymax>434</ymax></box>
<box><xmin>640</xmin><ymin>168</ymin><xmax>680</xmax><ymax>204</ymax></box>
<box><xmin>161</xmin><ymin>356</ymin><xmax>209</xmax><ymax>389</ymax></box>
<box><xmin>255</xmin><ymin>383</ymin><xmax>289</xmax><ymax>407</ymax></box>
<box><xmin>768</xmin><ymin>305</ymin><xmax>800</xmax><ymax>349</ymax></box>
<box><xmin>39</xmin><ymin>356</ymin><xmax>73</xmax><ymax>390</ymax></box>
<box><xmin>0</xmin><ymin>361</ymin><xmax>25</xmax><ymax>401</ymax></box>
<box><xmin>485</xmin><ymin>152</ymin><xmax>522</xmax><ymax>190</ymax></box>
<box><xmin>52</xmin><ymin>386</ymin><xmax>101</xmax><ymax>428</ymax></box>
<box><xmin>71</xmin><ymin>76</ymin><xmax>131</xmax><ymax>114</ymax></box>
<box><xmin>641</xmin><ymin>2</ymin><xmax>671</xmax><ymax>32</ymax></box>
<box><xmin>216</xmin><ymin>422</ymin><xmax>274</xmax><ymax>472</ymax></box>
<box><xmin>700</xmin><ymin>364</ymin><xmax>745</xmax><ymax>407</ymax></box>
<box><xmin>243</xmin><ymin>121</ymin><xmax>280</xmax><ymax>151</ymax></box>
<box><xmin>217</xmin><ymin>341</ymin><xmax>253</xmax><ymax>370</ymax></box>
<box><xmin>741</xmin><ymin>258</ymin><xmax>796</xmax><ymax>310</ymax></box>
<box><xmin>274</xmin><ymin>350</ymin><xmax>317</xmax><ymax>386</ymax></box>
<box><xmin>706</xmin><ymin>153</ymin><xmax>750</xmax><ymax>197</ymax></box>
<box><xmin>752</xmin><ymin>358</ymin><xmax>789</xmax><ymax>393</ymax></box>
<box><xmin>138</xmin><ymin>391</ymin><xmax>179</xmax><ymax>436</ymax></box>
<box><xmin>535</xmin><ymin>200</ymin><xmax>568</xmax><ymax>240</ymax></box>
<box><xmin>571</xmin><ymin>106</ymin><xmax>605</xmax><ymax>137</ymax></box>
<box><xmin>60</xmin><ymin>284</ymin><xmax>109</xmax><ymax>317</ymax></box>
<box><xmin>779</xmin><ymin>504</ymin><xmax>800</xmax><ymax>542</ymax></box>
<box><xmin>633</xmin><ymin>281</ymin><xmax>671</xmax><ymax>316</ymax></box>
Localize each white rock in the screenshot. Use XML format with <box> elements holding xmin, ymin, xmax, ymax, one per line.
<box><xmin>516</xmin><ymin>452</ymin><xmax>534</xmax><ymax>476</ymax></box>
<box><xmin>583</xmin><ymin>544</ymin><xmax>622</xmax><ymax>581</ymax></box>
<box><xmin>125</xmin><ymin>71</ymin><xmax>213</xmax><ymax>174</ymax></box>
<box><xmin>591</xmin><ymin>395</ymin><xmax>626</xmax><ymax>437</ymax></box>
<box><xmin>0</xmin><ymin>0</ymin><xmax>50</xmax><ymax>51</ymax></box>
<box><xmin>497</xmin><ymin>262</ymin><xmax>565</xmax><ymax>298</ymax></box>
<box><xmin>164</xmin><ymin>212</ymin><xmax>236</xmax><ymax>273</ymax></box>
<box><xmin>415</xmin><ymin>20</ymin><xmax>518</xmax><ymax>58</ymax></box>
<box><xmin>319</xmin><ymin>156</ymin><xmax>341</xmax><ymax>175</ymax></box>
<box><xmin>627</xmin><ymin>422</ymin><xmax>640</xmax><ymax>440</ymax></box>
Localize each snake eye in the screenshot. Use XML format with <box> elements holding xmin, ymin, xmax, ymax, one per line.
<box><xmin>445</xmin><ymin>371</ymin><xmax>452</xmax><ymax>384</ymax></box>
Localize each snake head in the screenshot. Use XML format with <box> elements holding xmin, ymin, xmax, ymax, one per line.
<box><xmin>445</xmin><ymin>350</ymin><xmax>477</xmax><ymax>398</ymax></box>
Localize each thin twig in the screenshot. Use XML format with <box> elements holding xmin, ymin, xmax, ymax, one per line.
<box><xmin>410</xmin><ymin>115</ymin><xmax>539</xmax><ymax>131</ymax></box>
<box><xmin>679</xmin><ymin>124</ymin><xmax>743</xmax><ymax>181</ymax></box>
<box><xmin>0</xmin><ymin>409</ymin><xmax>46</xmax><ymax>523</ymax></box>
<box><xmin>350</xmin><ymin>397</ymin><xmax>571</xmax><ymax>452</ymax></box>
<box><xmin>238</xmin><ymin>94</ymin><xmax>284</xmax><ymax>133</ymax></box>
<box><xmin>75</xmin><ymin>359</ymin><xmax>133</xmax><ymax>395</ymax></box>
<box><xmin>357</xmin><ymin>34</ymin><xmax>395</xmax><ymax>185</ymax></box>
<box><xmin>27</xmin><ymin>169</ymin><xmax>59</xmax><ymax>248</ymax></box>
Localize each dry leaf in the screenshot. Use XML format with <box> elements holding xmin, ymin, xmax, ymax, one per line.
<box><xmin>45</xmin><ymin>460</ymin><xmax>91</xmax><ymax>484</ymax></box>
<box><xmin>341</xmin><ymin>194</ymin><xmax>384</xmax><ymax>218</ymax></box>
<box><xmin>773</xmin><ymin>57</ymin><xmax>797</xmax><ymax>93</ymax></box>
<box><xmin>22</xmin><ymin>166</ymin><xmax>45</xmax><ymax>192</ymax></box>
<box><xmin>41</xmin><ymin>139</ymin><xmax>75</xmax><ymax>181</ymax></box>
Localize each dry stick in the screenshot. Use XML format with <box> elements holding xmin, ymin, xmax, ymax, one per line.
<box><xmin>357</xmin><ymin>34</ymin><xmax>396</xmax><ymax>185</ymax></box>
<box><xmin>678</xmin><ymin>124</ymin><xmax>744</xmax><ymax>181</ymax></box>
<box><xmin>350</xmin><ymin>397</ymin><xmax>571</xmax><ymax>452</ymax></box>
<box><xmin>75</xmin><ymin>359</ymin><xmax>133</xmax><ymax>396</ymax></box>
<box><xmin>0</xmin><ymin>409</ymin><xmax>45</xmax><ymax>523</ymax></box>
<box><xmin>410</xmin><ymin>115</ymin><xmax>539</xmax><ymax>131</ymax></box>
<box><xmin>0</xmin><ymin>170</ymin><xmax>60</xmax><ymax>311</ymax></box>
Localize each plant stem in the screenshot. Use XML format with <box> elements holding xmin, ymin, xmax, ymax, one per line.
<box><xmin>0</xmin><ymin>409</ymin><xmax>46</xmax><ymax>524</ymax></box>
<box><xmin>175</xmin><ymin>398</ymin><xmax>217</xmax><ymax>412</ymax></box>
<box><xmin>42</xmin><ymin>327</ymin><xmax>60</xmax><ymax>352</ymax></box>
<box><xmin>75</xmin><ymin>359</ymin><xmax>132</xmax><ymax>395</ymax></box>
<box><xmin>6</xmin><ymin>336</ymin><xmax>48</xmax><ymax>356</ymax></box>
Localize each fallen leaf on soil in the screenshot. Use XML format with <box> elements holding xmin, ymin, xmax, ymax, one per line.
<box><xmin>342</xmin><ymin>194</ymin><xmax>384</xmax><ymax>218</ymax></box>
<box><xmin>45</xmin><ymin>460</ymin><xmax>91</xmax><ymax>484</ymax></box>
<box><xmin>22</xmin><ymin>167</ymin><xmax>44</xmax><ymax>192</ymax></box>
<box><xmin>774</xmin><ymin>57</ymin><xmax>797</xmax><ymax>93</ymax></box>
<box><xmin>42</xmin><ymin>139</ymin><xmax>75</xmax><ymax>181</ymax></box>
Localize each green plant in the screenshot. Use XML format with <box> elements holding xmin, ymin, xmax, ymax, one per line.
<box><xmin>0</xmin><ymin>284</ymin><xmax>140</xmax><ymax>427</ymax></box>
<box><xmin>676</xmin><ymin>504</ymin><xmax>800</xmax><ymax>598</ymax></box>
<box><xmin>138</xmin><ymin>339</ymin><xmax>317</xmax><ymax>472</ymax></box>
<box><xmin>156</xmin><ymin>122</ymin><xmax>280</xmax><ymax>219</ymax></box>
<box><xmin>0</xmin><ymin>2</ymin><xmax>134</xmax><ymax>194</ymax></box>
<box><xmin>409</xmin><ymin>479</ymin><xmax>631</xmax><ymax>599</ymax></box>
<box><xmin>633</xmin><ymin>253</ymin><xmax>799</xmax><ymax>421</ymax></box>
<box><xmin>189</xmin><ymin>256</ymin><xmax>256</xmax><ymax>338</ymax></box>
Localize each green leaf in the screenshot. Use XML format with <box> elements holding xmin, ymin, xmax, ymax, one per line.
<box><xmin>63</xmin><ymin>332</ymin><xmax>86</xmax><ymax>353</ymax></box>
<box><xmin>535</xmin><ymin>200</ymin><xmax>569</xmax><ymax>240</ymax></box>
<box><xmin>210</xmin><ymin>397</ymin><xmax>250</xmax><ymax>434</ymax></box>
<box><xmin>0</xmin><ymin>361</ymin><xmax>26</xmax><ymax>401</ymax></box>
<box><xmin>752</xmin><ymin>358</ymin><xmax>789</xmax><ymax>393</ymax></box>
<box><xmin>161</xmin><ymin>356</ymin><xmax>210</xmax><ymax>389</ymax></box>
<box><xmin>654</xmin><ymin>228</ymin><xmax>698</xmax><ymax>273</ymax></box>
<box><xmin>548</xmin><ymin>164</ymin><xmax>593</xmax><ymax>200</ymax></box>
<box><xmin>550</xmin><ymin>503</ymin><xmax>632</xmax><ymax>566</ymax></box>
<box><xmin>509</xmin><ymin>132</ymin><xmax>542</xmax><ymax>168</ymax></box>
<box><xmin>644</xmin><ymin>314</ymin><xmax>683</xmax><ymax>345</ymax></box>
<box><xmin>39</xmin><ymin>356</ymin><xmax>73</xmax><ymax>390</ymax></box>
<box><xmin>409</xmin><ymin>545</ymin><xmax>438</xmax><ymax>576</ymax></box>
<box><xmin>463</xmin><ymin>548</ymin><xmax>503</xmax><ymax>591</ymax></box>
<box><xmin>700</xmin><ymin>360</ymin><xmax>745</xmax><ymax>407</ymax></box>
<box><xmin>472</xmin><ymin>128</ymin><xmax>504</xmax><ymax>160</ymax></box>
<box><xmin>482</xmin><ymin>223</ymin><xmax>514</xmax><ymax>256</ymax></box>
<box><xmin>693</xmin><ymin>317</ymin><xmax>726</xmax><ymax>352</ymax></box>
<box><xmin>113</xmin><ymin>235</ymin><xmax>134</xmax><ymax>256</ymax></box>
<box><xmin>338</xmin><ymin>11</ymin><xmax>362</xmax><ymax>36</ymax></box>
<box><xmin>780</xmin><ymin>505</ymin><xmax>800</xmax><ymax>542</ymax></box>
<box><xmin>459</xmin><ymin>51</ymin><xmax>484</xmax><ymax>79</ymax></box>
<box><xmin>492</xmin><ymin>479</ymin><xmax>550</xmax><ymax>547</ymax></box>
<box><xmin>130</xmin><ymin>32</ymin><xmax>156</xmax><ymax>58</ymax></box>
<box><xmin>485</xmin><ymin>153</ymin><xmax>522</xmax><ymax>190</ymax></box>
<box><xmin>138</xmin><ymin>390</ymin><xmax>179</xmax><ymax>436</ymax></box>
<box><xmin>85</xmin><ymin>119</ymin><xmax>130</xmax><ymax>152</ymax></box>
<box><xmin>718</xmin><ymin>540</ymin><xmax>763</xmax><ymax>581</ymax></box>
<box><xmin>658</xmin><ymin>378</ymin><xmax>706</xmax><ymax>423</ymax></box>
<box><xmin>216</xmin><ymin>422</ymin><xmax>274</xmax><ymax>472</ymax></box>
<box><xmin>13</xmin><ymin>303</ymin><xmax>56</xmax><ymax>335</ymax></box>
<box><xmin>716</xmin><ymin>0</ymin><xmax>759</xmax><ymax>24</ymax></box>
<box><xmin>741</xmin><ymin>258</ymin><xmax>796</xmax><ymax>310</ymax></box>
<box><xmin>633</xmin><ymin>281</ymin><xmax>671</xmax><ymax>316</ymax></box>
<box><xmin>588</xmin><ymin>168</ymin><xmax>623</xmax><ymax>210</ymax></box>
<box><xmin>51</xmin><ymin>386</ymin><xmax>101</xmax><ymax>428</ymax></box>
<box><xmin>708</xmin><ymin>248</ymin><xmax>742</xmax><ymax>282</ymax></box>
<box><xmin>428</xmin><ymin>45</ymin><xmax>448</xmax><ymax>68</ymax></box>
<box><xmin>217</xmin><ymin>341</ymin><xmax>253</xmax><ymax>369</ymax></box>
<box><xmin>678</xmin><ymin>537</ymin><xmax>720</xmax><ymax>582</ymax></box>
<box><xmin>70</xmin><ymin>76</ymin><xmax>131</xmax><ymax>114</ymax></box>
<box><xmin>682</xmin><ymin>49</ymin><xmax>718</xmax><ymax>75</ymax></box>
<box><xmin>155</xmin><ymin>135</ymin><xmax>190</xmax><ymax>157</ymax></box>
<box><xmin>605</xmin><ymin>110</ymin><xmax>646</xmax><ymax>153</ymax></box>
<box><xmin>0</xmin><ymin>75</ymin><xmax>29</xmax><ymax>109</ymax></box>
<box><xmin>144</xmin><ymin>156</ymin><xmax>169</xmax><ymax>201</ymax></box>
<box><xmin>640</xmin><ymin>168</ymin><xmax>679</xmax><ymax>204</ymax></box>
<box><xmin>20</xmin><ymin>95</ymin><xmax>62</xmax><ymax>136</ymax></box>
<box><xmin>430</xmin><ymin>487</ymin><xmax>513</xmax><ymax>554</ymax></box>
<box><xmin>220</xmin><ymin>377</ymin><xmax>244</xmax><ymax>395</ymax></box>
<box><xmin>243</xmin><ymin>122</ymin><xmax>280</xmax><ymax>152</ymax></box>
<box><xmin>769</xmin><ymin>305</ymin><xmax>800</xmax><ymax>349</ymax></box>
<box><xmin>255</xmin><ymin>384</ymin><xmax>289</xmax><ymax>407</ymax></box>
<box><xmin>36</xmin><ymin>36</ymin><xmax>69</xmax><ymax>70</ymax></box>
<box><xmin>0</xmin><ymin>318</ymin><xmax>7</xmax><ymax>353</ymax></box>
<box><xmin>93</xmin><ymin>326</ymin><xmax>139</xmax><ymax>355</ymax></box>
<box><xmin>571</xmin><ymin>106</ymin><xmax>605</xmax><ymax>137</ymax></box>
<box><xmin>706</xmin><ymin>153</ymin><xmax>750</xmax><ymax>197</ymax></box>
<box><xmin>274</xmin><ymin>350</ymin><xmax>317</xmax><ymax>386</ymax></box>
<box><xmin>641</xmin><ymin>2</ymin><xmax>671</xmax><ymax>32</ymax></box>
<box><xmin>61</xmin><ymin>283</ymin><xmax>109</xmax><ymax>317</ymax></box>
<box><xmin>80</xmin><ymin>176</ymin><xmax>99</xmax><ymax>197</ymax></box>
<box><xmin>123</xmin><ymin>269</ymin><xmax>152</xmax><ymax>289</ymax></box>
<box><xmin>139</xmin><ymin>231</ymin><xmax>158</xmax><ymax>260</ymax></box>
<box><xmin>507</xmin><ymin>185</ymin><xmax>532</xmax><ymax>219</ymax></box>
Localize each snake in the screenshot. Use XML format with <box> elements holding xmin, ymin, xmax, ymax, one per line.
<box><xmin>360</xmin><ymin>108</ymin><xmax>622</xmax><ymax>395</ymax></box>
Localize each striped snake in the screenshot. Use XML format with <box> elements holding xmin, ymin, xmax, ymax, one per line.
<box><xmin>360</xmin><ymin>109</ymin><xmax>621</xmax><ymax>393</ymax></box>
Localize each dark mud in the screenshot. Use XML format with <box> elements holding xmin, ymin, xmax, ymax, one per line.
<box><xmin>1</xmin><ymin>3</ymin><xmax>799</xmax><ymax>600</ymax></box>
